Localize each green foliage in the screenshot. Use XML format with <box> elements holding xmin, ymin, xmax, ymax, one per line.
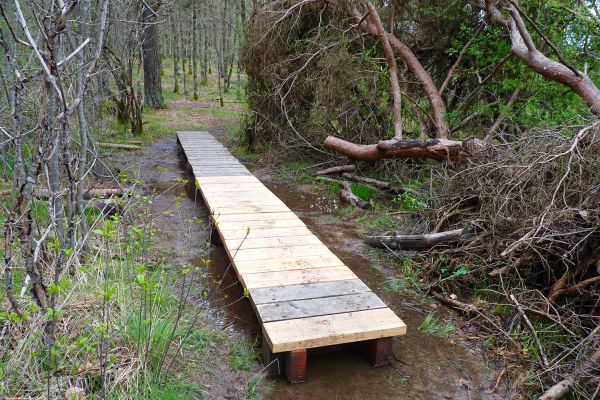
<box><xmin>229</xmin><ymin>339</ymin><xmax>258</xmax><ymax>371</ymax></box>
<box><xmin>393</xmin><ymin>192</ymin><xmax>426</xmax><ymax>212</ymax></box>
<box><xmin>281</xmin><ymin>162</ymin><xmax>313</xmax><ymax>183</ymax></box>
<box><xmin>358</xmin><ymin>213</ymin><xmax>399</xmax><ymax>231</ymax></box>
<box><xmin>328</xmin><ymin>182</ymin><xmax>341</xmax><ymax>195</ymax></box>
<box><xmin>247</xmin><ymin>376</ymin><xmax>270</xmax><ymax>400</ymax></box>
<box><xmin>385</xmin><ymin>257</ymin><xmax>422</xmax><ymax>294</ymax></box>
<box><xmin>109</xmin><ymin>379</ymin><xmax>204</xmax><ymax>400</ymax></box>
<box><xmin>418</xmin><ymin>313</ymin><xmax>456</xmax><ymax>337</ymax></box>
<box><xmin>351</xmin><ymin>183</ymin><xmax>376</xmax><ymax>201</ymax></box>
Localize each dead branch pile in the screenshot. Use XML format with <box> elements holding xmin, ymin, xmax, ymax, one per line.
<box><xmin>241</xmin><ymin>2</ymin><xmax>408</xmax><ymax>153</ymax></box>
<box><xmin>425</xmin><ymin>121</ymin><xmax>600</xmax><ymax>398</ymax></box>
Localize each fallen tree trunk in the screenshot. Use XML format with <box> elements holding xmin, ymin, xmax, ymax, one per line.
<box><xmin>98</xmin><ymin>142</ymin><xmax>141</xmax><ymax>150</ymax></box>
<box><xmin>366</xmin><ymin>228</ymin><xmax>465</xmax><ymax>249</ymax></box>
<box><xmin>36</xmin><ymin>188</ymin><xmax>130</xmax><ymax>199</ymax></box>
<box><xmin>341</xmin><ymin>173</ymin><xmax>391</xmax><ymax>190</ymax></box>
<box><xmin>316</xmin><ymin>164</ymin><xmax>356</xmax><ymax>176</ymax></box>
<box><xmin>324</xmin><ymin>136</ymin><xmax>479</xmax><ymax>162</ymax></box>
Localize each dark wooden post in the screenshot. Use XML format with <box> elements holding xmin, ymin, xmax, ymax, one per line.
<box><xmin>284</xmin><ymin>349</ymin><xmax>307</xmax><ymax>383</ymax></box>
<box><xmin>262</xmin><ymin>337</ymin><xmax>283</xmax><ymax>377</ymax></box>
<box><xmin>362</xmin><ymin>337</ymin><xmax>393</xmax><ymax>367</ymax></box>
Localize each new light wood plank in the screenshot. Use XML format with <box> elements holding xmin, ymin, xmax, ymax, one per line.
<box><xmin>211</xmin><ymin>204</ymin><xmax>291</xmax><ymax>214</ymax></box>
<box><xmin>240</xmin><ymin>266</ymin><xmax>356</xmax><ymax>289</ymax></box>
<box><xmin>213</xmin><ymin>212</ymin><xmax>300</xmax><ymax>223</ymax></box>
<box><xmin>263</xmin><ymin>308</ymin><xmax>407</xmax><ymax>352</ymax></box>
<box><xmin>256</xmin><ymin>292</ymin><xmax>386</xmax><ymax>323</ymax></box>
<box><xmin>234</xmin><ymin>254</ymin><xmax>345</xmax><ymax>274</ymax></box>
<box><xmin>225</xmin><ymin>235</ymin><xmax>322</xmax><ymax>250</ymax></box>
<box><xmin>197</xmin><ymin>176</ymin><xmax>259</xmax><ymax>184</ymax></box>
<box><xmin>208</xmin><ymin>199</ymin><xmax>286</xmax><ymax>207</ymax></box>
<box><xmin>217</xmin><ymin>226</ymin><xmax>314</xmax><ymax>240</ymax></box>
<box><xmin>250</xmin><ymin>279</ymin><xmax>371</xmax><ymax>304</ymax></box>
<box><xmin>203</xmin><ymin>194</ymin><xmax>283</xmax><ymax>205</ymax></box>
<box><xmin>232</xmin><ymin>244</ymin><xmax>332</xmax><ymax>262</ymax></box>
<box><xmin>215</xmin><ymin>219</ymin><xmax>307</xmax><ymax>230</ymax></box>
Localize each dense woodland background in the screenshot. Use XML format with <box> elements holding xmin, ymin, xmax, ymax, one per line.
<box><xmin>0</xmin><ymin>0</ymin><xmax>599</xmax><ymax>399</ymax></box>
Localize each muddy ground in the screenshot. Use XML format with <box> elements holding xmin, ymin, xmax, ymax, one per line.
<box><xmin>111</xmin><ymin>131</ymin><xmax>509</xmax><ymax>400</ymax></box>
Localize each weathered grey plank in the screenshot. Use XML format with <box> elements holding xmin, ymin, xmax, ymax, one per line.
<box><xmin>250</xmin><ymin>279</ymin><xmax>372</xmax><ymax>304</ymax></box>
<box><xmin>256</xmin><ymin>292</ymin><xmax>386</xmax><ymax>323</ymax></box>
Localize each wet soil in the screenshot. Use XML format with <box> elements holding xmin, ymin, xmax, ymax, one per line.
<box><xmin>116</xmin><ymin>135</ymin><xmax>506</xmax><ymax>400</ymax></box>
<box><xmin>114</xmin><ymin>137</ymin><xmax>258</xmax><ymax>399</ymax></box>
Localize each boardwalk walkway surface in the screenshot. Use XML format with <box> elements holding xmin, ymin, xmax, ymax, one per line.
<box><xmin>177</xmin><ymin>131</ymin><xmax>407</xmax><ymax>383</ymax></box>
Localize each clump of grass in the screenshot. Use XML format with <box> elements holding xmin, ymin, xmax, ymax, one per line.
<box><xmin>110</xmin><ymin>378</ymin><xmax>203</xmax><ymax>400</ymax></box>
<box><xmin>328</xmin><ymin>182</ymin><xmax>341</xmax><ymax>195</ymax></box>
<box><xmin>358</xmin><ymin>213</ymin><xmax>399</xmax><ymax>231</ymax></box>
<box><xmin>393</xmin><ymin>192</ymin><xmax>426</xmax><ymax>211</ymax></box>
<box><xmin>385</xmin><ymin>257</ymin><xmax>422</xmax><ymax>293</ymax></box>
<box><xmin>418</xmin><ymin>313</ymin><xmax>456</xmax><ymax>337</ymax></box>
<box><xmin>247</xmin><ymin>376</ymin><xmax>270</xmax><ymax>400</ymax></box>
<box><xmin>229</xmin><ymin>339</ymin><xmax>258</xmax><ymax>371</ymax></box>
<box><xmin>281</xmin><ymin>161</ymin><xmax>313</xmax><ymax>184</ymax></box>
<box><xmin>351</xmin><ymin>183</ymin><xmax>376</xmax><ymax>201</ymax></box>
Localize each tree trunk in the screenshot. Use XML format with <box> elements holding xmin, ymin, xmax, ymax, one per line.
<box><xmin>366</xmin><ymin>2</ymin><xmax>402</xmax><ymax>139</ymax></box>
<box><xmin>323</xmin><ymin>136</ymin><xmax>481</xmax><ymax>162</ymax></box>
<box><xmin>215</xmin><ymin>15</ymin><xmax>225</xmax><ymax>107</ymax></box>
<box><xmin>142</xmin><ymin>4</ymin><xmax>165</xmax><ymax>109</ymax></box>
<box><xmin>171</xmin><ymin>9</ymin><xmax>180</xmax><ymax>94</ymax></box>
<box><xmin>316</xmin><ymin>164</ymin><xmax>356</xmax><ymax>175</ymax></box>
<box><xmin>200</xmin><ymin>19</ymin><xmax>207</xmax><ymax>84</ymax></box>
<box><xmin>192</xmin><ymin>5</ymin><xmax>199</xmax><ymax>100</ymax></box>
<box><xmin>486</xmin><ymin>2</ymin><xmax>600</xmax><ymax>115</ymax></box>
<box><xmin>366</xmin><ymin>229</ymin><xmax>466</xmax><ymax>249</ymax></box>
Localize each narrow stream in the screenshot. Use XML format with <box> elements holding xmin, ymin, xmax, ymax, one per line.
<box><xmin>140</xmin><ymin>137</ymin><xmax>506</xmax><ymax>400</ymax></box>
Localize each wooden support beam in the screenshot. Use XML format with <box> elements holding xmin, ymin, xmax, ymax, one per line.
<box><xmin>361</xmin><ymin>337</ymin><xmax>393</xmax><ymax>367</ymax></box>
<box><xmin>209</xmin><ymin>218</ymin><xmax>222</xmax><ymax>247</ymax></box>
<box><xmin>262</xmin><ymin>337</ymin><xmax>283</xmax><ymax>377</ymax></box>
<box><xmin>285</xmin><ymin>349</ymin><xmax>307</xmax><ymax>383</ymax></box>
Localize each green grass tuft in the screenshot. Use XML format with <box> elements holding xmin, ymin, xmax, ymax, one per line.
<box><xmin>229</xmin><ymin>339</ymin><xmax>258</xmax><ymax>371</ymax></box>
<box><xmin>418</xmin><ymin>313</ymin><xmax>456</xmax><ymax>337</ymax></box>
<box><xmin>351</xmin><ymin>183</ymin><xmax>376</xmax><ymax>201</ymax></box>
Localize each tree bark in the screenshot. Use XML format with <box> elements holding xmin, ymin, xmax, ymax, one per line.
<box><xmin>142</xmin><ymin>2</ymin><xmax>165</xmax><ymax>109</ymax></box>
<box><xmin>341</xmin><ymin>173</ymin><xmax>391</xmax><ymax>190</ymax></box>
<box><xmin>366</xmin><ymin>2</ymin><xmax>402</xmax><ymax>139</ymax></box>
<box><xmin>171</xmin><ymin>9</ymin><xmax>180</xmax><ymax>94</ymax></box>
<box><xmin>324</xmin><ymin>136</ymin><xmax>474</xmax><ymax>162</ymax></box>
<box><xmin>192</xmin><ymin>4</ymin><xmax>199</xmax><ymax>100</ymax></box>
<box><xmin>340</xmin><ymin>181</ymin><xmax>370</xmax><ymax>209</ymax></box>
<box><xmin>315</xmin><ymin>164</ymin><xmax>356</xmax><ymax>175</ymax></box>
<box><xmin>366</xmin><ymin>229</ymin><xmax>466</xmax><ymax>249</ymax></box>
<box><xmin>485</xmin><ymin>2</ymin><xmax>600</xmax><ymax>115</ymax></box>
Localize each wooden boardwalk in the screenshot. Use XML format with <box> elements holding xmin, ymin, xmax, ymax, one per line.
<box><xmin>177</xmin><ymin>131</ymin><xmax>407</xmax><ymax>383</ymax></box>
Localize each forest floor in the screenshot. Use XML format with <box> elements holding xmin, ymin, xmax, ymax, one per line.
<box><xmin>103</xmin><ymin>66</ymin><xmax>511</xmax><ymax>399</ymax></box>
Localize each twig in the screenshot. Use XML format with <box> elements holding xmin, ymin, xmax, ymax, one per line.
<box><xmin>510</xmin><ymin>294</ymin><xmax>549</xmax><ymax>369</ymax></box>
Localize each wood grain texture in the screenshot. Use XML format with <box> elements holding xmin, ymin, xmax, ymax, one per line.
<box><xmin>178</xmin><ymin>131</ymin><xmax>407</xmax><ymax>354</ymax></box>
<box><xmin>250</xmin><ymin>279</ymin><xmax>371</xmax><ymax>304</ymax></box>
<box><xmin>263</xmin><ymin>308</ymin><xmax>407</xmax><ymax>352</ymax></box>
<box><xmin>240</xmin><ymin>266</ymin><xmax>356</xmax><ymax>289</ymax></box>
<box><xmin>256</xmin><ymin>292</ymin><xmax>386</xmax><ymax>322</ymax></box>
